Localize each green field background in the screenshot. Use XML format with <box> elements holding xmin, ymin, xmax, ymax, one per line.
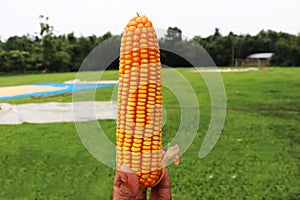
<box><xmin>0</xmin><ymin>67</ymin><xmax>299</xmax><ymax>199</ymax></box>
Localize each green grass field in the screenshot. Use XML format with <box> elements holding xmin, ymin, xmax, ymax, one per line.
<box><xmin>0</xmin><ymin>67</ymin><xmax>299</xmax><ymax>199</ymax></box>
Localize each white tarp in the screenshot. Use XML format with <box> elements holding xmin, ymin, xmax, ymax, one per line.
<box><xmin>64</xmin><ymin>79</ymin><xmax>118</xmax><ymax>84</ymax></box>
<box><xmin>0</xmin><ymin>101</ymin><xmax>117</xmax><ymax>125</ymax></box>
<box><xmin>196</xmin><ymin>67</ymin><xmax>258</xmax><ymax>73</ymax></box>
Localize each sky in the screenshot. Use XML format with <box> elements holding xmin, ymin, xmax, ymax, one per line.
<box><xmin>0</xmin><ymin>0</ymin><xmax>299</xmax><ymax>40</ymax></box>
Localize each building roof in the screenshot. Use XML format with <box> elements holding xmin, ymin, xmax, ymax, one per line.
<box><xmin>247</xmin><ymin>53</ymin><xmax>274</xmax><ymax>59</ymax></box>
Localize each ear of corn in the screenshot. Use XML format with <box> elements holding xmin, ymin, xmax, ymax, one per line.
<box><xmin>116</xmin><ymin>14</ymin><xmax>162</xmax><ymax>188</ymax></box>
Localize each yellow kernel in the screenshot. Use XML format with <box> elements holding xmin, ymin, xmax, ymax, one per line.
<box><xmin>144</xmin><ymin>133</ymin><xmax>153</xmax><ymax>138</ymax></box>
<box><xmin>123</xmin><ymin>146</ymin><xmax>131</xmax><ymax>151</ymax></box>
<box><xmin>141</xmin><ymin>174</ymin><xmax>149</xmax><ymax>179</ymax></box>
<box><xmin>132</xmin><ymin>62</ymin><xmax>140</xmax><ymax>67</ymax></box>
<box><xmin>156</xmin><ymin>100</ymin><xmax>162</xmax><ymax>104</ymax></box>
<box><xmin>133</xmin><ymin>35</ymin><xmax>140</xmax><ymax>41</ymax></box>
<box><xmin>147</xmin><ymin>178</ymin><xmax>153</xmax><ymax>183</ymax></box>
<box><xmin>137</xmin><ymin>23</ymin><xmax>144</xmax><ymax>28</ymax></box>
<box><xmin>152</xmin><ymin>136</ymin><xmax>160</xmax><ymax>141</ymax></box>
<box><xmin>132</xmin><ymin>52</ymin><xmax>140</xmax><ymax>57</ymax></box>
<box><xmin>150</xmin><ymin>174</ymin><xmax>157</xmax><ymax>179</ymax></box>
<box><xmin>138</xmin><ymin>94</ymin><xmax>147</xmax><ymax>98</ymax></box>
<box><xmin>136</xmin><ymin>122</ymin><xmax>145</xmax><ymax>127</ymax></box>
<box><xmin>128</xmin><ymin>114</ymin><xmax>135</xmax><ymax>119</ymax></box>
<box><xmin>140</xmin><ymin>77</ymin><xmax>148</xmax><ymax>82</ymax></box>
<box><xmin>143</xmin><ymin>141</ymin><xmax>152</xmax><ymax>146</ymax></box>
<box><xmin>140</xmin><ymin>33</ymin><xmax>147</xmax><ymax>38</ymax></box>
<box><xmin>140</xmin><ymin>44</ymin><xmax>148</xmax><ymax>49</ymax></box>
<box><xmin>152</xmin><ymin>145</ymin><xmax>161</xmax><ymax>150</ymax></box>
<box><xmin>136</xmin><ymin>114</ymin><xmax>146</xmax><ymax>119</ymax></box>
<box><xmin>134</xmin><ymin>138</ymin><xmax>143</xmax><ymax>144</ymax></box>
<box><xmin>148</xmin><ymin>97</ymin><xmax>155</xmax><ymax>101</ymax></box>
<box><xmin>140</xmin><ymin>49</ymin><xmax>148</xmax><ymax>54</ymax></box>
<box><xmin>124</xmin><ymin>138</ymin><xmax>132</xmax><ymax>143</ymax></box>
<box><xmin>136</xmin><ymin>110</ymin><xmax>146</xmax><ymax>114</ymax></box>
<box><xmin>138</xmin><ymin>89</ymin><xmax>147</xmax><ymax>94</ymax></box>
<box><xmin>128</xmin><ymin>106</ymin><xmax>135</xmax><ymax>111</ymax></box>
<box><xmin>141</xmin><ymin>28</ymin><xmax>148</xmax><ymax>33</ymax></box>
<box><xmin>140</xmin><ymin>68</ymin><xmax>149</xmax><ymax>73</ymax></box>
<box><xmin>142</xmin><ymin>149</ymin><xmax>151</xmax><ymax>154</ymax></box>
<box><xmin>139</xmin><ymin>98</ymin><xmax>147</xmax><ymax>102</ymax></box>
<box><xmin>125</xmin><ymin>60</ymin><xmax>132</xmax><ymax>65</ymax></box>
<box><xmin>141</xmin><ymin>59</ymin><xmax>148</xmax><ymax>64</ymax></box>
<box><xmin>132</xmin><ymin>147</ymin><xmax>141</xmax><ymax>152</ymax></box>
<box><xmin>139</xmin><ymin>178</ymin><xmax>145</xmax><ymax>184</ymax></box>
<box><xmin>133</xmin><ymin>42</ymin><xmax>139</xmax><ymax>47</ymax></box>
<box><xmin>140</xmin><ymin>54</ymin><xmax>148</xmax><ymax>59</ymax></box>
<box><xmin>140</xmin><ymin>39</ymin><xmax>148</xmax><ymax>44</ymax></box>
<box><xmin>134</xmin><ymin>129</ymin><xmax>144</xmax><ymax>135</ymax></box>
<box><xmin>129</xmin><ymin>26</ymin><xmax>136</xmax><ymax>31</ymax></box>
<box><xmin>134</xmin><ymin>28</ymin><xmax>142</xmax><ymax>35</ymax></box>
<box><xmin>124</xmin><ymin>142</ymin><xmax>131</xmax><ymax>147</ymax></box>
<box><xmin>149</xmin><ymin>59</ymin><xmax>157</xmax><ymax>63</ymax></box>
<box><xmin>137</xmin><ymin>102</ymin><xmax>146</xmax><ymax>106</ymax></box>
<box><xmin>128</xmin><ymin>102</ymin><xmax>136</xmax><ymax>106</ymax></box>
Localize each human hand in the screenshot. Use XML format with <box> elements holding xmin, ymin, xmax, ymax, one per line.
<box><xmin>113</xmin><ymin>145</ymin><xmax>180</xmax><ymax>200</ymax></box>
<box><xmin>113</xmin><ymin>166</ymin><xmax>139</xmax><ymax>200</ymax></box>
<box><xmin>113</xmin><ymin>167</ymin><xmax>171</xmax><ymax>200</ymax></box>
<box><xmin>149</xmin><ymin>168</ymin><xmax>171</xmax><ymax>200</ymax></box>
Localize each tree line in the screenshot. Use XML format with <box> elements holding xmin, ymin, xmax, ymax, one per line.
<box><xmin>0</xmin><ymin>16</ymin><xmax>299</xmax><ymax>74</ymax></box>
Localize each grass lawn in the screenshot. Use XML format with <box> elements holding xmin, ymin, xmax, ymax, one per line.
<box><xmin>0</xmin><ymin>67</ymin><xmax>299</xmax><ymax>199</ymax></box>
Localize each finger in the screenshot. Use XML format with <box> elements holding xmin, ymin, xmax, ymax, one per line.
<box><xmin>119</xmin><ymin>166</ymin><xmax>139</xmax><ymax>195</ymax></box>
<box><xmin>150</xmin><ymin>169</ymin><xmax>171</xmax><ymax>200</ymax></box>
<box><xmin>113</xmin><ymin>174</ymin><xmax>139</xmax><ymax>199</ymax></box>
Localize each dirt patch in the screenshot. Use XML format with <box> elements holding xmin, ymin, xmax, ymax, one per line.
<box><xmin>0</xmin><ymin>85</ymin><xmax>68</xmax><ymax>98</ymax></box>
<box><xmin>258</xmin><ymin>67</ymin><xmax>270</xmax><ymax>71</ymax></box>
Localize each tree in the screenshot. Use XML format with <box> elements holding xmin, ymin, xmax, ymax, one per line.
<box><xmin>0</xmin><ymin>17</ymin><xmax>299</xmax><ymax>74</ymax></box>
<box><xmin>3</xmin><ymin>36</ymin><xmax>34</xmax><ymax>51</ymax></box>
<box><xmin>39</xmin><ymin>15</ymin><xmax>54</xmax><ymax>38</ymax></box>
<box><xmin>165</xmin><ymin>27</ymin><xmax>182</xmax><ymax>42</ymax></box>
<box><xmin>271</xmin><ymin>35</ymin><xmax>300</xmax><ymax>66</ymax></box>
<box><xmin>1</xmin><ymin>50</ymin><xmax>30</xmax><ymax>73</ymax></box>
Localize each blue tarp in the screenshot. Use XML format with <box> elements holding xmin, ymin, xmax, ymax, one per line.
<box><xmin>0</xmin><ymin>82</ymin><xmax>117</xmax><ymax>100</ymax></box>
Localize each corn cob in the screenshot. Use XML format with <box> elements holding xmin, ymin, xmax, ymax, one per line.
<box><xmin>116</xmin><ymin>14</ymin><xmax>163</xmax><ymax>188</ymax></box>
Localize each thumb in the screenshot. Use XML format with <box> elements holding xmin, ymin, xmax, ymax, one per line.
<box><xmin>113</xmin><ymin>166</ymin><xmax>139</xmax><ymax>199</ymax></box>
<box><xmin>119</xmin><ymin>166</ymin><xmax>139</xmax><ymax>195</ymax></box>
